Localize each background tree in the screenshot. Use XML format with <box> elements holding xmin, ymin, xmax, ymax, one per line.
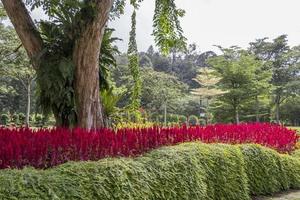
<box><xmin>191</xmin><ymin>68</ymin><xmax>226</xmax><ymax>124</ymax></box>
<box><xmin>127</xmin><ymin>9</ymin><xmax>141</xmax><ymax>111</ymax></box>
<box><xmin>250</xmin><ymin>35</ymin><xmax>300</xmax><ymax>123</ymax></box>
<box><xmin>0</xmin><ymin>8</ymin><xmax>35</xmax><ymax>126</ymax></box>
<box><xmin>140</xmin><ymin>68</ymin><xmax>188</xmax><ymax>125</ymax></box>
<box><xmin>209</xmin><ymin>48</ymin><xmax>264</xmax><ymax>124</ymax></box>
<box><xmin>0</xmin><ymin>52</ymin><xmax>35</xmax><ymax>126</ymax></box>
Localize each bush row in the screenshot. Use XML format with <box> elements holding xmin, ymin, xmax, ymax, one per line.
<box><xmin>154</xmin><ymin>114</ymin><xmax>204</xmax><ymax>126</ymax></box>
<box><xmin>0</xmin><ymin>113</ymin><xmax>49</xmax><ymax>127</ymax></box>
<box><xmin>0</xmin><ymin>123</ymin><xmax>298</xmax><ymax>169</ymax></box>
<box><xmin>0</xmin><ymin>143</ymin><xmax>299</xmax><ymax>200</ymax></box>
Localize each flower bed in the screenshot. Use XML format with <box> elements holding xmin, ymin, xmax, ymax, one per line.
<box><xmin>0</xmin><ymin>123</ymin><xmax>298</xmax><ymax>169</ymax></box>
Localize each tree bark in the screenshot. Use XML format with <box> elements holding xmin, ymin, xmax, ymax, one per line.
<box><xmin>26</xmin><ymin>82</ymin><xmax>31</xmax><ymax>127</ymax></box>
<box><xmin>73</xmin><ymin>0</ymin><xmax>113</xmax><ymax>129</ymax></box>
<box><xmin>1</xmin><ymin>0</ymin><xmax>43</xmax><ymax>69</ymax></box>
<box><xmin>234</xmin><ymin>105</ymin><xmax>240</xmax><ymax>124</ymax></box>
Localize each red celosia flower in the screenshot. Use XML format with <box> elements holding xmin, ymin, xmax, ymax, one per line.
<box><xmin>0</xmin><ymin>123</ymin><xmax>297</xmax><ymax>169</ymax></box>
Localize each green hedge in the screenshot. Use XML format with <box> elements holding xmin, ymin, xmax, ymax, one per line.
<box><xmin>293</xmin><ymin>149</ymin><xmax>300</xmax><ymax>158</ymax></box>
<box><xmin>0</xmin><ymin>143</ymin><xmax>299</xmax><ymax>200</ymax></box>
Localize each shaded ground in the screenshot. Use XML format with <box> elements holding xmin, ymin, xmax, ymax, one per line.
<box><xmin>253</xmin><ymin>190</ymin><xmax>300</xmax><ymax>200</ymax></box>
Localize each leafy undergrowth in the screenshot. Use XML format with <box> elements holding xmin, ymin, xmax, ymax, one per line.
<box><xmin>0</xmin><ymin>123</ymin><xmax>298</xmax><ymax>169</ymax></box>
<box><xmin>0</xmin><ymin>143</ymin><xmax>299</xmax><ymax>200</ymax></box>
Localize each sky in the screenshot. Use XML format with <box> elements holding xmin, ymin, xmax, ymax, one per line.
<box><xmin>26</xmin><ymin>0</ymin><xmax>300</xmax><ymax>53</ymax></box>
<box><xmin>108</xmin><ymin>0</ymin><xmax>300</xmax><ymax>53</ymax></box>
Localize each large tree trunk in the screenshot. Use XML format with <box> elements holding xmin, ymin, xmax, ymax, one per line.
<box><xmin>234</xmin><ymin>105</ymin><xmax>240</xmax><ymax>124</ymax></box>
<box><xmin>73</xmin><ymin>0</ymin><xmax>113</xmax><ymax>129</ymax></box>
<box><xmin>1</xmin><ymin>0</ymin><xmax>43</xmax><ymax>69</ymax></box>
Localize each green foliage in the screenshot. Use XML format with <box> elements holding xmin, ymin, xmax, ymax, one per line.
<box><xmin>18</xmin><ymin>113</ymin><xmax>26</xmax><ymax>125</ymax></box>
<box><xmin>239</xmin><ymin>145</ymin><xmax>292</xmax><ymax>195</ymax></box>
<box><xmin>209</xmin><ymin>48</ymin><xmax>268</xmax><ymax>123</ymax></box>
<box><xmin>100</xmin><ymin>88</ymin><xmax>122</xmax><ymax>126</ymax></box>
<box><xmin>249</xmin><ymin>35</ymin><xmax>300</xmax><ymax>122</ymax></box>
<box><xmin>188</xmin><ymin>115</ymin><xmax>199</xmax><ymax>126</ymax></box>
<box><xmin>168</xmin><ymin>114</ymin><xmax>179</xmax><ymax>123</ymax></box>
<box><xmin>128</xmin><ymin>10</ymin><xmax>141</xmax><ymax>110</ymax></box>
<box><xmin>280</xmin><ymin>155</ymin><xmax>300</xmax><ymax>189</ymax></box>
<box><xmin>153</xmin><ymin>0</ymin><xmax>187</xmax><ymax>55</ymax></box>
<box><xmin>293</xmin><ymin>150</ymin><xmax>300</xmax><ymax>158</ymax></box>
<box><xmin>36</xmin><ymin>13</ymin><xmax>120</xmax><ymax>127</ymax></box>
<box><xmin>34</xmin><ymin>114</ymin><xmax>44</xmax><ymax>127</ymax></box>
<box><xmin>0</xmin><ymin>114</ymin><xmax>9</xmax><ymax>125</ymax></box>
<box><xmin>22</xmin><ymin>0</ymin><xmax>122</xmax><ymax>127</ymax></box>
<box><xmin>280</xmin><ymin>96</ymin><xmax>300</xmax><ymax>125</ymax></box>
<box><xmin>99</xmin><ymin>28</ymin><xmax>121</xmax><ymax>91</ymax></box>
<box><xmin>178</xmin><ymin>115</ymin><xmax>187</xmax><ymax>125</ymax></box>
<box><xmin>140</xmin><ymin>68</ymin><xmax>188</xmax><ymax>115</ymax></box>
<box><xmin>0</xmin><ymin>13</ymin><xmax>36</xmax><ymax>115</ymax></box>
<box><xmin>11</xmin><ymin>113</ymin><xmax>19</xmax><ymax>125</ymax></box>
<box><xmin>26</xmin><ymin>0</ymin><xmax>186</xmax><ymax>56</ymax></box>
<box><xmin>0</xmin><ymin>3</ymin><xmax>6</xmax><ymax>21</ymax></box>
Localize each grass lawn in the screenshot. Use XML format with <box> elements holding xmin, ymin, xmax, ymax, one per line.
<box><xmin>288</xmin><ymin>127</ymin><xmax>300</xmax><ymax>134</ymax></box>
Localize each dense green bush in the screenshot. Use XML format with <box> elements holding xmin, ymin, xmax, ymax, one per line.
<box><xmin>34</xmin><ymin>114</ymin><xmax>44</xmax><ymax>127</ymax></box>
<box><xmin>178</xmin><ymin>115</ymin><xmax>187</xmax><ymax>125</ymax></box>
<box><xmin>239</xmin><ymin>145</ymin><xmax>283</xmax><ymax>195</ymax></box>
<box><xmin>11</xmin><ymin>113</ymin><xmax>19</xmax><ymax>125</ymax></box>
<box><xmin>280</xmin><ymin>155</ymin><xmax>300</xmax><ymax>189</ymax></box>
<box><xmin>188</xmin><ymin>115</ymin><xmax>199</xmax><ymax>126</ymax></box>
<box><xmin>0</xmin><ymin>114</ymin><xmax>9</xmax><ymax>125</ymax></box>
<box><xmin>0</xmin><ymin>143</ymin><xmax>299</xmax><ymax>200</ymax></box>
<box><xmin>293</xmin><ymin>149</ymin><xmax>300</xmax><ymax>158</ymax></box>
<box><xmin>168</xmin><ymin>114</ymin><xmax>179</xmax><ymax>124</ymax></box>
<box><xmin>18</xmin><ymin>113</ymin><xmax>26</xmax><ymax>124</ymax></box>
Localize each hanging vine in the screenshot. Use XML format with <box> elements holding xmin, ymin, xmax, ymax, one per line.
<box><xmin>153</xmin><ymin>0</ymin><xmax>187</xmax><ymax>55</ymax></box>
<box><xmin>128</xmin><ymin>9</ymin><xmax>141</xmax><ymax>111</ymax></box>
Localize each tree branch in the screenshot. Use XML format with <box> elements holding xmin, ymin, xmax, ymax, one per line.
<box><xmin>1</xmin><ymin>0</ymin><xmax>43</xmax><ymax>69</ymax></box>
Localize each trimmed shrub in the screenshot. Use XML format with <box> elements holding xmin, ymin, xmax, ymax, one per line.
<box><xmin>188</xmin><ymin>115</ymin><xmax>199</xmax><ymax>126</ymax></box>
<box><xmin>0</xmin><ymin>114</ymin><xmax>9</xmax><ymax>125</ymax></box>
<box><xmin>280</xmin><ymin>155</ymin><xmax>300</xmax><ymax>189</ymax></box>
<box><xmin>11</xmin><ymin>113</ymin><xmax>19</xmax><ymax>125</ymax></box>
<box><xmin>0</xmin><ymin>143</ymin><xmax>300</xmax><ymax>200</ymax></box>
<box><xmin>239</xmin><ymin>145</ymin><xmax>286</xmax><ymax>195</ymax></box>
<box><xmin>34</xmin><ymin>114</ymin><xmax>43</xmax><ymax>127</ymax></box>
<box><xmin>199</xmin><ymin>118</ymin><xmax>206</xmax><ymax>125</ymax></box>
<box><xmin>0</xmin><ymin>143</ymin><xmax>250</xmax><ymax>200</ymax></box>
<box><xmin>176</xmin><ymin>143</ymin><xmax>249</xmax><ymax>200</ymax></box>
<box><xmin>178</xmin><ymin>115</ymin><xmax>187</xmax><ymax>125</ymax></box>
<box><xmin>293</xmin><ymin>149</ymin><xmax>300</xmax><ymax>158</ymax></box>
<box><xmin>18</xmin><ymin>113</ymin><xmax>26</xmax><ymax>125</ymax></box>
<box><xmin>168</xmin><ymin>114</ymin><xmax>179</xmax><ymax>124</ymax></box>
